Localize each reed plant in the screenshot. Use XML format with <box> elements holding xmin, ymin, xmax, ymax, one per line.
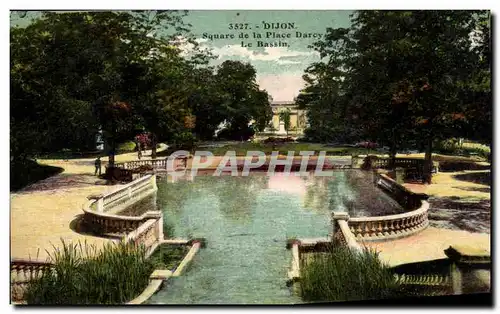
<box><xmin>25</xmin><ymin>240</ymin><xmax>155</xmax><ymax>305</ymax></box>
<box><xmin>300</xmin><ymin>246</ymin><xmax>401</xmax><ymax>302</ymax></box>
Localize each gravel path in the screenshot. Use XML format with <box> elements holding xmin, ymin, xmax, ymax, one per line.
<box><xmin>10</xmin><ymin>145</ymin><xmax>168</xmax><ymax>260</ymax></box>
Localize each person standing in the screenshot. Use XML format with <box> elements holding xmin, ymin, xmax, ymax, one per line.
<box><xmin>94</xmin><ymin>157</ymin><xmax>102</xmax><ymax>176</ymax></box>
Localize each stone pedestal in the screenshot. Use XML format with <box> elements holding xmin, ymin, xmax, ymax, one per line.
<box><xmin>277</xmin><ymin>122</ymin><xmax>287</xmax><ymax>135</ymax></box>
<box><xmin>445</xmin><ymin>245</ymin><xmax>491</xmax><ymax>294</ymax></box>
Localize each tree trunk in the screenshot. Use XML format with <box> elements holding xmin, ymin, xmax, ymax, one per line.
<box><xmin>389</xmin><ymin>129</ymin><xmax>397</xmax><ymax>169</ymax></box>
<box><xmin>108</xmin><ymin>137</ymin><xmax>115</xmax><ymax>168</ymax></box>
<box><xmin>389</xmin><ymin>147</ymin><xmax>397</xmax><ymax>169</ymax></box>
<box><xmin>151</xmin><ymin>134</ymin><xmax>157</xmax><ymax>159</ymax></box>
<box><xmin>422</xmin><ymin>135</ymin><xmax>433</xmax><ymax>184</ymax></box>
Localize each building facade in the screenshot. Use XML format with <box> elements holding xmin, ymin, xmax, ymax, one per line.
<box><xmin>265</xmin><ymin>100</ymin><xmax>307</xmax><ymax>135</ymax></box>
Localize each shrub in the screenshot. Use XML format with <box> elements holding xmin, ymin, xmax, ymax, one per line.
<box><xmin>217</xmin><ymin>126</ymin><xmax>255</xmax><ymax>141</ymax></box>
<box><xmin>172</xmin><ymin>131</ymin><xmax>199</xmax><ymax>152</ymax></box>
<box><xmin>24</xmin><ymin>240</ymin><xmax>155</xmax><ymax>305</ymax></box>
<box><xmin>435</xmin><ymin>139</ymin><xmax>490</xmax><ymax>160</ymax></box>
<box><xmin>300</xmin><ymin>247</ymin><xmax>401</xmax><ymax>302</ymax></box>
<box><xmin>10</xmin><ymin>159</ymin><xmax>64</xmax><ymax>191</ymax></box>
<box><xmin>262</xmin><ymin>136</ymin><xmax>295</xmax><ymax>144</ymax></box>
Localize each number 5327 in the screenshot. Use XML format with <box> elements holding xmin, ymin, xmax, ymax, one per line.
<box><xmin>229</xmin><ymin>23</ymin><xmax>250</xmax><ymax>30</ymax></box>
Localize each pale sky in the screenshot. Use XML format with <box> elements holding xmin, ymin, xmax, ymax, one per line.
<box><xmin>182</xmin><ymin>10</ymin><xmax>353</xmax><ymax>101</ymax></box>
<box><xmin>11</xmin><ymin>10</ymin><xmax>354</xmax><ymax>101</ymax></box>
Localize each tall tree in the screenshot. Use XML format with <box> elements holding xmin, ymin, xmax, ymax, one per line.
<box><xmin>11</xmin><ymin>11</ymin><xmax>201</xmax><ymax>165</ymax></box>
<box><xmin>215</xmin><ymin>60</ymin><xmax>271</xmax><ymax>140</ymax></box>
<box><xmin>302</xmin><ymin>11</ymin><xmax>491</xmax><ymax>182</ymax></box>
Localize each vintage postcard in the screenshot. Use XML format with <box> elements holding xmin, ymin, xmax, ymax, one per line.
<box><xmin>10</xmin><ymin>9</ymin><xmax>491</xmax><ymax>305</ymax></box>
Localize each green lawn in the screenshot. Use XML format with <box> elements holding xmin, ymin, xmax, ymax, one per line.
<box><xmin>198</xmin><ymin>142</ymin><xmax>380</xmax><ymax>156</ymax></box>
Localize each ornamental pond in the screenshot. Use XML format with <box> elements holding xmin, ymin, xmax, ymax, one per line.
<box><xmin>123</xmin><ymin>170</ymin><xmax>404</xmax><ymax>304</ymax></box>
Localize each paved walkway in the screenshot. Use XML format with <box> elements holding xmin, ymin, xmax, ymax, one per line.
<box><xmin>403</xmin><ymin>170</ymin><xmax>490</xmax><ymax>201</ymax></box>
<box><xmin>362</xmin><ymin>167</ymin><xmax>491</xmax><ymax>267</ymax></box>
<box><xmin>362</xmin><ymin>227</ymin><xmax>490</xmax><ymax>267</ymax></box>
<box><xmin>10</xmin><ymin>145</ymin><xmax>167</xmax><ymax>260</ymax></box>
<box><xmin>11</xmin><ymin>148</ymin><xmax>491</xmax><ymax>268</ymax></box>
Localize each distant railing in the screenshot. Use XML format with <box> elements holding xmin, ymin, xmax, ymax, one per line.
<box><xmin>373</xmin><ymin>157</ymin><xmax>423</xmax><ymax>169</ymax></box>
<box><xmin>351</xmin><ymin>155</ymin><xmax>438</xmax><ymax>181</ymax></box>
<box><xmin>115</xmin><ymin>157</ymin><xmax>187</xmax><ymax>171</ymax></box>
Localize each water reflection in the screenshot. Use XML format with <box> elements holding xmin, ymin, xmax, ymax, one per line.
<box><xmin>148</xmin><ymin>170</ymin><xmax>406</xmax><ymax>304</ymax></box>
<box><xmin>210</xmin><ymin>175</ymin><xmax>268</xmax><ymax>223</ymax></box>
<box><xmin>157</xmin><ymin>170</ymin><xmax>403</xmax><ymax>220</ymax></box>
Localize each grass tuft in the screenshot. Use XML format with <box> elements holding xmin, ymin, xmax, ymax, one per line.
<box><xmin>299</xmin><ymin>246</ymin><xmax>402</xmax><ymax>302</ymax></box>
<box><xmin>24</xmin><ymin>240</ymin><xmax>155</xmax><ymax>305</ymax></box>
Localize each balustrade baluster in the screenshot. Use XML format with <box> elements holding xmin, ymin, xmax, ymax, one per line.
<box><xmin>399</xmin><ymin>218</ymin><xmax>405</xmax><ymax>230</ymax></box>
<box><xmin>369</xmin><ymin>222</ymin><xmax>377</xmax><ymax>237</ymax></box>
<box><xmin>389</xmin><ymin>220</ymin><xmax>395</xmax><ymax>234</ymax></box>
<box><xmin>382</xmin><ymin>221</ymin><xmax>389</xmax><ymax>236</ymax></box>
<box><xmin>356</xmin><ymin>223</ymin><xmax>364</xmax><ymax>238</ymax></box>
<box><xmin>417</xmin><ymin>214</ymin><xmax>422</xmax><ymax>225</ymax></box>
<box><xmin>350</xmin><ymin>224</ymin><xmax>356</xmax><ymax>235</ymax></box>
<box><xmin>376</xmin><ymin>221</ymin><xmax>383</xmax><ymax>237</ymax></box>
<box><xmin>394</xmin><ymin>219</ymin><xmax>400</xmax><ymax>232</ymax></box>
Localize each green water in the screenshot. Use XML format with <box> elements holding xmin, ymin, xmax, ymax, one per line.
<box><xmin>146</xmin><ymin>171</ymin><xmax>401</xmax><ymax>304</ymax></box>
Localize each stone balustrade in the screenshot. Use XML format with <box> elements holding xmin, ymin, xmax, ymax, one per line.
<box><xmin>82</xmin><ymin>207</ymin><xmax>161</xmax><ymax>236</ymax></box>
<box><xmin>352</xmin><ymin>155</ymin><xmax>424</xmax><ymax>169</ymax></box>
<box><xmin>87</xmin><ymin>175</ymin><xmax>157</xmax><ymax>213</ymax></box>
<box><xmin>331</xmin><ymin>212</ymin><xmax>363</xmax><ymax>253</ymax></box>
<box><xmin>394</xmin><ymin>273</ymin><xmax>451</xmax><ymax>287</ymax></box>
<box><xmin>83</xmin><ymin>175</ymin><xmax>160</xmax><ymax>236</ymax></box>
<box><xmin>351</xmin><ymin>155</ymin><xmax>439</xmax><ymax>181</ymax></box>
<box><xmin>376</xmin><ymin>173</ymin><xmax>428</xmax><ymax>210</ymax></box>
<box><xmin>331</xmin><ymin>172</ymin><xmax>430</xmax><ymax>243</ymax></box>
<box><xmin>115</xmin><ymin>157</ymin><xmax>187</xmax><ymax>171</ymax></box>
<box><xmin>124</xmin><ymin>217</ymin><xmax>163</xmax><ymax>258</ymax></box>
<box><xmin>11</xmin><ymin>215</ymin><xmax>164</xmax><ymax>302</ymax></box>
<box><xmin>348</xmin><ymin>203</ymin><xmax>429</xmax><ymax>241</ymax></box>
<box><xmin>11</xmin><ymin>258</ymin><xmax>53</xmax><ymax>302</ymax></box>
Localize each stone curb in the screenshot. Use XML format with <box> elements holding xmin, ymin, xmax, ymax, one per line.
<box><xmin>126</xmin><ymin>240</ymin><xmax>202</xmax><ymax>305</ymax></box>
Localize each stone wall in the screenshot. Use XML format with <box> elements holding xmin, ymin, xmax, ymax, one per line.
<box><xmin>125</xmin><ymin>217</ymin><xmax>163</xmax><ymax>258</ymax></box>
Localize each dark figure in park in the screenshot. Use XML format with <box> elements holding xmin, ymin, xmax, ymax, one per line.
<box><xmin>138</xmin><ymin>149</ymin><xmax>142</xmax><ymax>160</ymax></box>
<box><xmin>94</xmin><ymin>157</ymin><xmax>102</xmax><ymax>176</ymax></box>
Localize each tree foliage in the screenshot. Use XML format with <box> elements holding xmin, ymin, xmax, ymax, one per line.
<box><xmin>10</xmin><ymin>11</ymin><xmax>272</xmax><ymax>165</ymax></box>
<box><xmin>298</xmin><ymin>10</ymin><xmax>491</xmax><ymax>182</ymax></box>
<box><xmin>278</xmin><ymin>108</ymin><xmax>292</xmax><ymax>135</ymax></box>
